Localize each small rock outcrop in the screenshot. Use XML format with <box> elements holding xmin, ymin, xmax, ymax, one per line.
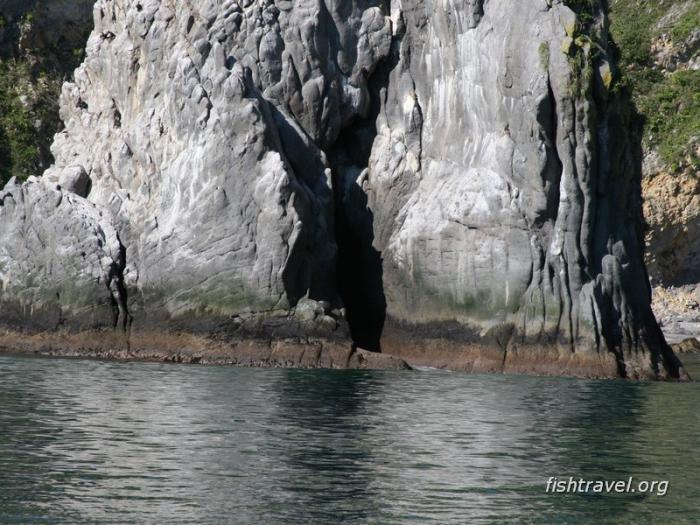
<box><xmin>0</xmin><ymin>176</ymin><xmax>127</xmax><ymax>331</ymax></box>
<box><xmin>0</xmin><ymin>0</ymin><xmax>688</xmax><ymax>378</ymax></box>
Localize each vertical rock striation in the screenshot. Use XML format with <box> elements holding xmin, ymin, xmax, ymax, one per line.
<box><xmin>0</xmin><ymin>0</ymin><xmax>687</xmax><ymax>378</ymax></box>
<box><xmin>362</xmin><ymin>0</ymin><xmax>684</xmax><ymax>378</ymax></box>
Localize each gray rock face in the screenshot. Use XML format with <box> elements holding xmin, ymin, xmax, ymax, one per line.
<box><xmin>0</xmin><ymin>176</ymin><xmax>127</xmax><ymax>330</ymax></box>
<box><xmin>0</xmin><ymin>0</ymin><xmax>686</xmax><ymax>378</ymax></box>
<box><xmin>357</xmin><ymin>0</ymin><xmax>683</xmax><ymax>379</ymax></box>
<box><xmin>43</xmin><ymin>0</ymin><xmax>392</xmax><ymax>326</ymax></box>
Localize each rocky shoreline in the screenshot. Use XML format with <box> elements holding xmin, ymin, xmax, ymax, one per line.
<box><xmin>381</xmin><ymin>321</ymin><xmax>690</xmax><ymax>381</ymax></box>
<box><xmin>0</xmin><ymin>329</ymin><xmax>411</xmax><ymax>370</ymax></box>
<box><xmin>1</xmin><ymin>328</ymin><xmax>692</xmax><ymax>381</ymax></box>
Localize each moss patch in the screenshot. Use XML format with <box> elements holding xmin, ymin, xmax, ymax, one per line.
<box><xmin>539</xmin><ymin>41</ymin><xmax>551</xmax><ymax>70</ymax></box>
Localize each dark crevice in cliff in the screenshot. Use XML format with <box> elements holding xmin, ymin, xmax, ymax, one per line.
<box><xmin>536</xmin><ymin>77</ymin><xmax>563</xmax><ymax>226</ymax></box>
<box><xmin>330</xmin><ymin>133</ymin><xmax>386</xmax><ymax>352</ymax></box>
<box><xmin>328</xmin><ymin>54</ymin><xmax>396</xmax><ymax>353</ymax></box>
<box><xmin>332</xmin><ymin>162</ymin><xmax>386</xmax><ymax>352</ymax></box>
<box><xmin>109</xmin><ymin>235</ymin><xmax>131</xmax><ymax>334</ymax></box>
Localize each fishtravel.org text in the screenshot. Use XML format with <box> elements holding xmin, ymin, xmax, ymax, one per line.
<box><xmin>546</xmin><ymin>477</ymin><xmax>668</xmax><ymax>496</ymax></box>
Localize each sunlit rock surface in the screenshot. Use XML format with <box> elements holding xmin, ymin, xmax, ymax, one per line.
<box><xmin>0</xmin><ymin>176</ymin><xmax>127</xmax><ymax>330</ymax></box>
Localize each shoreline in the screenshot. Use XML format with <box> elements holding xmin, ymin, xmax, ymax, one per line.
<box><xmin>0</xmin><ymin>329</ymin><xmax>411</xmax><ymax>370</ymax></box>
<box><xmin>0</xmin><ymin>328</ymin><xmax>692</xmax><ymax>381</ymax></box>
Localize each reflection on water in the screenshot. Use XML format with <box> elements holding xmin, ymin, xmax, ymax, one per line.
<box><xmin>0</xmin><ymin>355</ymin><xmax>699</xmax><ymax>524</ymax></box>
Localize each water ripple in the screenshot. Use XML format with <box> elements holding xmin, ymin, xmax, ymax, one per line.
<box><xmin>1</xmin><ymin>356</ymin><xmax>699</xmax><ymax>524</ymax></box>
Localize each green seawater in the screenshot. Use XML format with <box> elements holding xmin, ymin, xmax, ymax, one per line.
<box><xmin>1</xmin><ymin>354</ymin><xmax>699</xmax><ymax>524</ymax></box>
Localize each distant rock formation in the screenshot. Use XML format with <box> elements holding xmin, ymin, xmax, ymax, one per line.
<box><xmin>0</xmin><ymin>0</ymin><xmax>687</xmax><ymax>378</ymax></box>
<box><xmin>636</xmin><ymin>3</ymin><xmax>700</xmax><ymax>290</ymax></box>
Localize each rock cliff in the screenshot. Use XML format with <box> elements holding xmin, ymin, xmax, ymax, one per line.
<box><xmin>0</xmin><ymin>0</ymin><xmax>688</xmax><ymax>378</ymax></box>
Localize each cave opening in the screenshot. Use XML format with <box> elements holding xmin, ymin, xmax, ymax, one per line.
<box><xmin>329</xmin><ymin>67</ymin><xmax>393</xmax><ymax>353</ymax></box>
<box><xmin>330</xmin><ymin>125</ymin><xmax>386</xmax><ymax>353</ymax></box>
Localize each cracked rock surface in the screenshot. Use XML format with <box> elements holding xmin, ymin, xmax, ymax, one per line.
<box><xmin>0</xmin><ymin>0</ymin><xmax>687</xmax><ymax>378</ymax></box>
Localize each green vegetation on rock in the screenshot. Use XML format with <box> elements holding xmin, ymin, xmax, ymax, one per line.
<box><xmin>539</xmin><ymin>41</ymin><xmax>551</xmax><ymax>71</ymax></box>
<box><xmin>631</xmin><ymin>68</ymin><xmax>700</xmax><ymax>171</ymax></box>
<box><xmin>0</xmin><ymin>59</ymin><xmax>63</xmax><ymax>184</ymax></box>
<box><xmin>671</xmin><ymin>2</ymin><xmax>700</xmax><ymax>41</ymax></box>
<box><xmin>564</xmin><ymin>0</ymin><xmax>601</xmax><ymax>19</ymax></box>
<box><xmin>0</xmin><ymin>5</ymin><xmax>92</xmax><ymax>187</ymax></box>
<box><xmin>561</xmin><ymin>1</ymin><xmax>607</xmax><ymax>99</ymax></box>
<box><xmin>608</xmin><ymin>1</ymin><xmax>667</xmax><ymax>64</ymax></box>
<box><xmin>609</xmin><ymin>0</ymin><xmax>700</xmax><ymax>172</ymax></box>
